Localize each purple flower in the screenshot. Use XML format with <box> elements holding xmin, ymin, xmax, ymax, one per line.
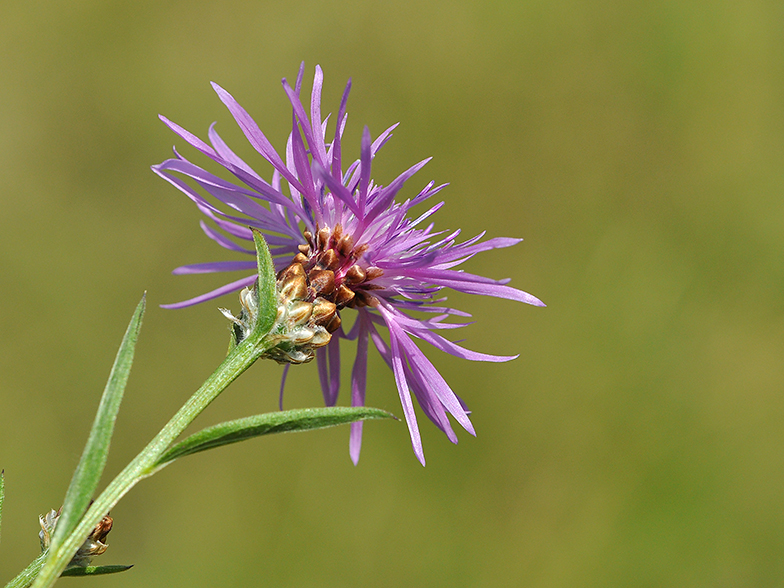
<box><xmin>153</xmin><ymin>64</ymin><xmax>544</xmax><ymax>465</ymax></box>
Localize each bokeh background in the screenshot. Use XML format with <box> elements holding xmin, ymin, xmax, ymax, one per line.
<box><xmin>2</xmin><ymin>1</ymin><xmax>783</xmax><ymax>586</ymax></box>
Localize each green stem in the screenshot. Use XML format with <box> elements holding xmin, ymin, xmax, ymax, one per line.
<box><xmin>5</xmin><ymin>553</ymin><xmax>47</xmax><ymax>588</ymax></box>
<box><xmin>22</xmin><ymin>334</ymin><xmax>271</xmax><ymax>588</ymax></box>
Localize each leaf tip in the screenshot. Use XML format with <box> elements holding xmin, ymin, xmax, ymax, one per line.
<box><xmin>61</xmin><ymin>564</ymin><xmax>134</xmax><ymax>577</ymax></box>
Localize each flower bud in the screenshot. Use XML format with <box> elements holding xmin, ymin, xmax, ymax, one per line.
<box><xmin>222</xmin><ymin>262</ymin><xmax>336</xmax><ymax>364</ymax></box>
<box><xmin>39</xmin><ymin>507</ymin><xmax>113</xmax><ymax>567</ymax></box>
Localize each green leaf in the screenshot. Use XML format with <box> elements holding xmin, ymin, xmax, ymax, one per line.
<box><xmin>0</xmin><ymin>469</ymin><xmax>5</xmax><ymax>546</ymax></box>
<box><xmin>155</xmin><ymin>407</ymin><xmax>395</xmax><ymax>465</ymax></box>
<box><xmin>49</xmin><ymin>295</ymin><xmax>146</xmax><ymax>554</ymax></box>
<box><xmin>61</xmin><ymin>565</ymin><xmax>133</xmax><ymax>577</ymax></box>
<box><xmin>251</xmin><ymin>229</ymin><xmax>278</xmax><ymax>337</ymax></box>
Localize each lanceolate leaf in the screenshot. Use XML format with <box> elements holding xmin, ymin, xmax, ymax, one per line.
<box><xmin>61</xmin><ymin>565</ymin><xmax>133</xmax><ymax>577</ymax></box>
<box><xmin>156</xmin><ymin>407</ymin><xmax>395</xmax><ymax>465</ymax></box>
<box><xmin>49</xmin><ymin>296</ymin><xmax>146</xmax><ymax>554</ymax></box>
<box><xmin>251</xmin><ymin>229</ymin><xmax>278</xmax><ymax>337</ymax></box>
<box><xmin>0</xmin><ymin>469</ymin><xmax>5</xmax><ymax>546</ymax></box>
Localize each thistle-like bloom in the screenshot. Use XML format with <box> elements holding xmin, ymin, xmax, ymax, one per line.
<box><xmin>153</xmin><ymin>64</ymin><xmax>544</xmax><ymax>465</ymax></box>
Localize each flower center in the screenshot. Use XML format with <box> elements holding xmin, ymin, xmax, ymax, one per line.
<box><xmin>277</xmin><ymin>224</ymin><xmax>384</xmax><ymax>333</ymax></box>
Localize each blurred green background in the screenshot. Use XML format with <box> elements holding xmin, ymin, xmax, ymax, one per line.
<box><xmin>1</xmin><ymin>0</ymin><xmax>783</xmax><ymax>586</ymax></box>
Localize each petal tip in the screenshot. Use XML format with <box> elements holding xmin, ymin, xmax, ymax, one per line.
<box><xmin>159</xmin><ymin>302</ymin><xmax>186</xmax><ymax>310</ymax></box>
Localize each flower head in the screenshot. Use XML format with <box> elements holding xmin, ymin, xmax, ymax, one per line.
<box><xmin>153</xmin><ymin>64</ymin><xmax>544</xmax><ymax>465</ymax></box>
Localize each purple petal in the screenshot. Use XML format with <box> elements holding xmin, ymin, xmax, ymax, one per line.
<box><xmin>405</xmin><ymin>361</ymin><xmax>458</xmax><ymax>443</ymax></box>
<box><xmin>411</xmin><ymin>181</ymin><xmax>448</xmax><ymax>206</ymax></box>
<box><xmin>159</xmin><ymin>115</ymin><xmax>217</xmax><ymax>159</ymax></box>
<box><xmin>404</xmin><ymin>268</ymin><xmax>546</xmax><ymax>306</ymax></box>
<box><xmin>210</xmin><ymin>82</ymin><xmax>306</xmax><ymax>195</ymax></box>
<box><xmin>342</xmin><ymin>313</ymin><xmax>363</xmax><ymax>340</ymax></box>
<box><xmin>289</xmin><ymin>126</ymin><xmax>317</xmax><ymax>203</ymax></box>
<box><xmin>294</xmin><ymin>62</ymin><xmax>305</xmax><ymax>95</ymax></box>
<box><xmin>160</xmin><ymin>158</ymin><xmax>273</xmax><ymax>220</ymax></box>
<box><xmin>316</xmin><ymin>335</ymin><xmax>341</xmax><ymax>407</ymax></box>
<box><xmin>331</xmin><ymin>81</ymin><xmax>351</xmax><ymax>184</ymax></box>
<box><xmin>313</xmin><ymin>161</ymin><xmax>362</xmax><ymax>217</ymax></box>
<box><xmin>160</xmin><ymin>274</ymin><xmax>256</xmax><ymax>309</ymax></box>
<box><xmin>350</xmin><ymin>311</ymin><xmax>370</xmax><ymax>465</ymax></box>
<box><xmin>153</xmin><ymin>162</ymin><xmax>226</xmax><ymax>216</ymax></box>
<box><xmin>199</xmin><ymin>231</ymin><xmax>251</xmax><ymax>254</ymax></box>
<box><xmin>282</xmin><ymin>78</ymin><xmax>318</xmax><ymax>162</ymax></box>
<box><xmin>370</xmin><ymin>123</ymin><xmax>399</xmax><ymax>156</ymax></box>
<box><xmin>172</xmin><ymin>260</ymin><xmax>257</xmax><ymax>275</ymax></box>
<box><xmin>327</xmin><ymin>333</ymin><xmax>341</xmax><ymax>405</ymax></box>
<box><xmin>208</xmin><ymin>123</ymin><xmax>261</xmax><ymax>179</ymax></box>
<box><xmin>409</xmin><ymin>201</ymin><xmax>446</xmax><ymax>229</ymax></box>
<box><xmin>380</xmin><ymin>303</ymin><xmax>475</xmax><ymax>436</ymax></box>
<box><xmin>309</xmin><ymin>65</ymin><xmax>328</xmax><ymax>164</ymax></box>
<box><xmin>279</xmin><ymin>363</ymin><xmax>290</xmax><ymax>410</ymax></box>
<box><xmin>155</xmin><ymin>159</ymin><xmax>305</xmax><ymax>236</ymax></box>
<box><xmin>317</xmin><ymin>347</ymin><xmax>330</xmax><ymax>405</ymax></box>
<box><xmin>432</xmin><ymin>237</ymin><xmax>523</xmax><ymax>267</ymax></box>
<box><xmin>358</xmin><ymin>126</ymin><xmax>372</xmax><ymax>212</ymax></box>
<box><xmin>365</xmin><ymin>158</ymin><xmax>431</xmax><ymax>224</ymax></box>
<box><xmin>162</xmin><ymin>116</ymin><xmax>305</xmax><ymax>216</ymax></box>
<box><xmin>199</xmin><ymin>221</ymin><xmax>255</xmax><ymax>254</ymax></box>
<box><xmin>416</xmin><ymin>329</ymin><xmax>518</xmax><ymax>362</ymax></box>
<box><xmin>380</xmin><ymin>305</ymin><xmax>516</xmax><ymax>362</ymax></box>
<box><xmin>384</xmin><ymin>318</ymin><xmax>426</xmax><ymax>466</ymax></box>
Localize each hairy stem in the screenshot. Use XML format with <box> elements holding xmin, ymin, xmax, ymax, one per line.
<box><xmin>21</xmin><ymin>335</ymin><xmax>270</xmax><ymax>588</ymax></box>
<box><xmin>5</xmin><ymin>553</ymin><xmax>47</xmax><ymax>588</ymax></box>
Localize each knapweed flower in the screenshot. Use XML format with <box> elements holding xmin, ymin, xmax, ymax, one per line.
<box><xmin>153</xmin><ymin>64</ymin><xmax>544</xmax><ymax>465</ymax></box>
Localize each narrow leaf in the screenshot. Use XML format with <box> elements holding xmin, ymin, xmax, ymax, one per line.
<box><xmin>251</xmin><ymin>229</ymin><xmax>278</xmax><ymax>336</ymax></box>
<box><xmin>156</xmin><ymin>407</ymin><xmax>395</xmax><ymax>465</ymax></box>
<box><xmin>61</xmin><ymin>565</ymin><xmax>133</xmax><ymax>577</ymax></box>
<box><xmin>49</xmin><ymin>295</ymin><xmax>146</xmax><ymax>553</ymax></box>
<box><xmin>0</xmin><ymin>469</ymin><xmax>5</xmax><ymax>546</ymax></box>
